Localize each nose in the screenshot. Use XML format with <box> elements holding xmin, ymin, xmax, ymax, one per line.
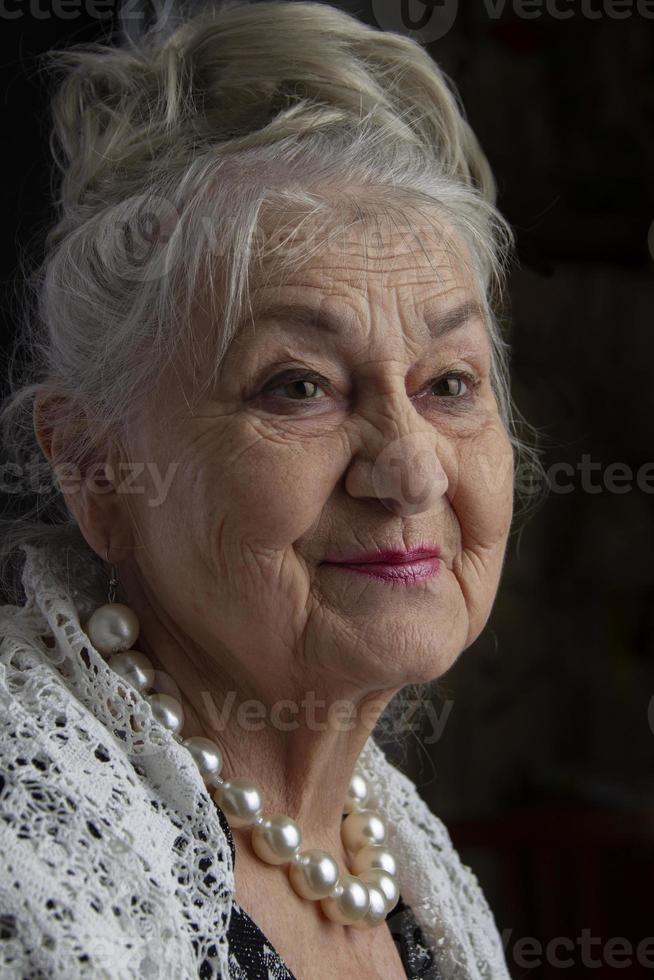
<box><xmin>344</xmin><ymin>402</ymin><xmax>450</xmax><ymax>517</ymax></box>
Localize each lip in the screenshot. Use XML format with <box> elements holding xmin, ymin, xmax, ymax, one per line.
<box><xmin>321</xmin><ymin>545</ymin><xmax>442</xmax><ymax>585</ymax></box>
<box><xmin>322</xmin><ymin>545</ymin><xmax>442</xmax><ymax>565</ymax></box>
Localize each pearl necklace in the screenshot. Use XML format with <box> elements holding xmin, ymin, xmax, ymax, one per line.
<box><xmin>84</xmin><ymin>599</ymin><xmax>400</xmax><ymax>929</ymax></box>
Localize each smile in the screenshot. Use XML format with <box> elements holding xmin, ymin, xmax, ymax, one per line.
<box><xmin>323</xmin><ymin>556</ymin><xmax>441</xmax><ymax>584</ymax></box>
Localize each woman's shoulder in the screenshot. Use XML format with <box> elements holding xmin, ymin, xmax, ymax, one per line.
<box><xmin>358</xmin><ymin>736</ymin><xmax>512</xmax><ymax>980</ymax></box>
<box><xmin>0</xmin><ymin>601</ymin><xmax>234</xmax><ymax>979</ymax></box>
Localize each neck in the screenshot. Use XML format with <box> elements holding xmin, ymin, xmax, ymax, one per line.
<box><xmin>118</xmin><ymin>564</ymin><xmax>397</xmax><ymax>860</ymax></box>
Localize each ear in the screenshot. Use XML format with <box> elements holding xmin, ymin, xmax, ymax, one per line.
<box><xmin>33</xmin><ymin>385</ymin><xmax>135</xmax><ymax>563</ymax></box>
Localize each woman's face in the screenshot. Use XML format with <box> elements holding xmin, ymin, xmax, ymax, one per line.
<box><xmin>121</xmin><ymin>213</ymin><xmax>514</xmax><ymax>704</ymax></box>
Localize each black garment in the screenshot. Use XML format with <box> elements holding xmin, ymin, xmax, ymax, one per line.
<box><xmin>215</xmin><ymin>805</ymin><xmax>442</xmax><ymax>980</ymax></box>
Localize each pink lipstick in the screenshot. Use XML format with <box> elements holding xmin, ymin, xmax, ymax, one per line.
<box><xmin>322</xmin><ymin>546</ymin><xmax>442</xmax><ymax>585</ymax></box>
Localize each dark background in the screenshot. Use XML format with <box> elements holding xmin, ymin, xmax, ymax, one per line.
<box><xmin>1</xmin><ymin>2</ymin><xmax>652</xmax><ymax>977</ymax></box>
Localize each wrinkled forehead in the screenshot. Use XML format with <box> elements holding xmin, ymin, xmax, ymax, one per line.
<box><xmin>171</xmin><ymin>203</ymin><xmax>488</xmax><ymax>408</ymax></box>
<box><xmin>249</xmin><ymin>203</ymin><xmax>481</xmax><ymax>300</ymax></box>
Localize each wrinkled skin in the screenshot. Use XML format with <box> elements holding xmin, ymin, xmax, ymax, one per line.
<box><xmin>36</xmin><ymin>209</ymin><xmax>514</xmax><ymax>978</ymax></box>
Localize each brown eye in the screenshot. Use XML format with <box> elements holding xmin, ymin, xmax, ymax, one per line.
<box><xmin>265</xmin><ymin>373</ymin><xmax>328</xmax><ymax>400</ymax></box>
<box><xmin>431</xmin><ymin>373</ymin><xmax>470</xmax><ymax>397</ymax></box>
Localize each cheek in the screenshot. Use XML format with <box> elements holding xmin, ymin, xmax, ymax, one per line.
<box><xmin>188</xmin><ymin>424</ymin><xmax>342</xmax><ymax>554</ymax></box>
<box><xmin>453</xmin><ymin>421</ymin><xmax>515</xmax><ymax>549</ymax></box>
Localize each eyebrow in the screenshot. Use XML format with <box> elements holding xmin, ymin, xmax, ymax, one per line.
<box><xmin>422</xmin><ymin>298</ymin><xmax>488</xmax><ymax>338</ymax></box>
<box><xmin>248</xmin><ymin>298</ymin><xmax>487</xmax><ymax>339</ymax></box>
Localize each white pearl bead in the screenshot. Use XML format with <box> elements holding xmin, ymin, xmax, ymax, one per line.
<box><xmin>86</xmin><ymin>603</ymin><xmax>140</xmax><ymax>655</ymax></box>
<box><xmin>350</xmin><ymin>844</ymin><xmax>398</xmax><ymax>879</ymax></box>
<box><xmin>343</xmin><ymin>773</ymin><xmax>369</xmax><ymax>814</ymax></box>
<box><xmin>341</xmin><ymin>808</ymin><xmax>387</xmax><ymax>853</ymax></box>
<box><xmin>351</xmin><ymin>883</ymin><xmax>388</xmax><ymax>929</ymax></box>
<box><xmin>107</xmin><ymin>650</ymin><xmax>154</xmax><ymax>692</ymax></box>
<box><xmin>251</xmin><ymin>814</ymin><xmax>301</xmax><ymax>865</ymax></box>
<box><xmin>183</xmin><ymin>736</ymin><xmax>223</xmax><ymax>778</ymax></box>
<box><xmin>288</xmin><ymin>849</ymin><xmax>339</xmax><ymax>900</ymax></box>
<box><xmin>359</xmin><ymin>868</ymin><xmax>399</xmax><ymax>913</ymax></box>
<box><xmin>148</xmin><ymin>693</ymin><xmax>184</xmax><ymax>734</ymax></box>
<box><xmin>321</xmin><ymin>875</ymin><xmax>369</xmax><ymax>924</ymax></box>
<box><xmin>214</xmin><ymin>777</ymin><xmax>262</xmax><ymax>828</ymax></box>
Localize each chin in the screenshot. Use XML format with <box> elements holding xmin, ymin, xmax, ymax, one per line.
<box><xmin>391</xmin><ymin>647</ymin><xmax>465</xmax><ymax>687</ymax></box>
<box><xmin>327</xmin><ymin>626</ymin><xmax>469</xmax><ymax>692</ymax></box>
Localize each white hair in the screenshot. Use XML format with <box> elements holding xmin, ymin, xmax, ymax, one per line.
<box><xmin>0</xmin><ymin>0</ymin><xmax>545</xmax><ymax>606</ymax></box>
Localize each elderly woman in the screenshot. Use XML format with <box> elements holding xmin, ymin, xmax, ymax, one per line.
<box><xmin>0</xmin><ymin>1</ymin><xmax>530</xmax><ymax>977</ymax></box>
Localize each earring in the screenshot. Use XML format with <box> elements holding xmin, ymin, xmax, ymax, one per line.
<box><xmin>85</xmin><ymin>548</ymin><xmax>140</xmax><ymax>655</ymax></box>
<box><xmin>84</xmin><ymin>548</ymin><xmax>162</xmax><ymax>713</ymax></box>
<box><xmin>84</xmin><ymin>553</ymin><xmax>214</xmax><ymax>746</ymax></box>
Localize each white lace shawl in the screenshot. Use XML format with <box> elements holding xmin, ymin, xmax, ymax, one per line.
<box><xmin>0</xmin><ymin>543</ymin><xmax>511</xmax><ymax>980</ymax></box>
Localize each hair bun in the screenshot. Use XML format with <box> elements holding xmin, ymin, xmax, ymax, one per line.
<box><xmin>48</xmin><ymin>0</ymin><xmax>495</xmax><ymax>236</ymax></box>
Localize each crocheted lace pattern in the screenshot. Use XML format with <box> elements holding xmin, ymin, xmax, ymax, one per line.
<box><xmin>0</xmin><ymin>543</ymin><xmax>511</xmax><ymax>979</ymax></box>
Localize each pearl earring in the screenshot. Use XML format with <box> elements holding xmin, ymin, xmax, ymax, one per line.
<box><xmin>82</xmin><ymin>549</ymin><xmax>400</xmax><ymax>928</ymax></box>
<box><xmin>84</xmin><ymin>548</ymin><xmax>182</xmax><ymax>732</ymax></box>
